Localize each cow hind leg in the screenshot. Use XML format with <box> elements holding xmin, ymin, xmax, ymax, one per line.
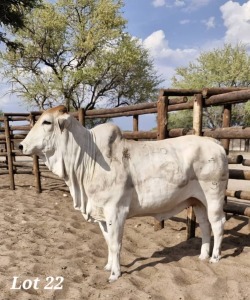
<box><xmin>194</xmin><ymin>204</ymin><xmax>211</xmax><ymax>260</ymax></box>
<box><xmin>206</xmin><ymin>197</ymin><xmax>226</xmax><ymax>263</ymax></box>
<box><xmin>209</xmin><ymin>215</ymin><xmax>226</xmax><ymax>263</ymax></box>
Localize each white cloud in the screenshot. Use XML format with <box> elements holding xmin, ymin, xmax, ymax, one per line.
<box><xmin>0</xmin><ymin>93</ymin><xmax>27</xmax><ymax>113</ymax></box>
<box><xmin>152</xmin><ymin>0</ymin><xmax>166</xmax><ymax>7</ymax></box>
<box><xmin>202</xmin><ymin>16</ymin><xmax>215</xmax><ymax>29</ymax></box>
<box><xmin>179</xmin><ymin>19</ymin><xmax>190</xmax><ymax>25</ymax></box>
<box><xmin>143</xmin><ymin>30</ymin><xmax>169</xmax><ymax>54</ymax></box>
<box><xmin>184</xmin><ymin>0</ymin><xmax>211</xmax><ymax>11</ymax></box>
<box><xmin>152</xmin><ymin>0</ymin><xmax>185</xmax><ymax>8</ymax></box>
<box><xmin>152</xmin><ymin>0</ymin><xmax>211</xmax><ymax>11</ymax></box>
<box><xmin>143</xmin><ymin>30</ymin><xmax>198</xmax><ymax>62</ymax></box>
<box><xmin>0</xmin><ymin>96</ymin><xmax>9</xmax><ymax>107</ymax></box>
<box><xmin>143</xmin><ymin>30</ymin><xmax>199</xmax><ymax>86</ymax></box>
<box><xmin>0</xmin><ymin>84</ymin><xmax>12</xmax><ymax>107</ymax></box>
<box><xmin>220</xmin><ymin>0</ymin><xmax>250</xmax><ymax>45</ymax></box>
<box><xmin>174</xmin><ymin>0</ymin><xmax>185</xmax><ymax>7</ymax></box>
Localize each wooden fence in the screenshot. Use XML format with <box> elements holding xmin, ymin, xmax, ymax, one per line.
<box><xmin>0</xmin><ymin>87</ymin><xmax>250</xmax><ymax>238</ymax></box>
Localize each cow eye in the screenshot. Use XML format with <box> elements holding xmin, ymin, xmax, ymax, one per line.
<box><xmin>42</xmin><ymin>120</ymin><xmax>52</xmax><ymax>125</ymax></box>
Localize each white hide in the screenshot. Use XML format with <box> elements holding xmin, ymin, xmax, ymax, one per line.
<box><xmin>20</xmin><ymin>106</ymin><xmax>228</xmax><ymax>282</ymax></box>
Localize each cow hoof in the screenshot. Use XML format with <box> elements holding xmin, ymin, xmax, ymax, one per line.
<box><xmin>209</xmin><ymin>256</ymin><xmax>220</xmax><ymax>263</ymax></box>
<box><xmin>199</xmin><ymin>253</ymin><xmax>210</xmax><ymax>261</ymax></box>
<box><xmin>108</xmin><ymin>271</ymin><xmax>121</xmax><ymax>283</ymax></box>
<box><xmin>108</xmin><ymin>275</ymin><xmax>119</xmax><ymax>283</ymax></box>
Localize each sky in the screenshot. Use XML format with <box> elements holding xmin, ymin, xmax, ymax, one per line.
<box><xmin>124</xmin><ymin>0</ymin><xmax>250</xmax><ymax>86</ymax></box>
<box><xmin>0</xmin><ymin>0</ymin><xmax>250</xmax><ymax>130</ymax></box>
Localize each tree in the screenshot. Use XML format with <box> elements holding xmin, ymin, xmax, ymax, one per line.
<box><xmin>0</xmin><ymin>0</ymin><xmax>41</xmax><ymax>47</ymax></box>
<box><xmin>171</xmin><ymin>43</ymin><xmax>250</xmax><ymax>128</ymax></box>
<box><xmin>0</xmin><ymin>0</ymin><xmax>161</xmax><ymax>111</ymax></box>
<box><xmin>168</xmin><ymin>110</ymin><xmax>193</xmax><ymax>130</ymax></box>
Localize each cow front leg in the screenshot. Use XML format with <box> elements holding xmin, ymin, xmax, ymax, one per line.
<box><xmin>105</xmin><ymin>210</ymin><xmax>127</xmax><ymax>283</ymax></box>
<box><xmin>98</xmin><ymin>221</ymin><xmax>112</xmax><ymax>271</ymax></box>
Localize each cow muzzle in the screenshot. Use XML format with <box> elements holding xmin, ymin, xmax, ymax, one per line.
<box><xmin>18</xmin><ymin>142</ymin><xmax>33</xmax><ymax>155</ymax></box>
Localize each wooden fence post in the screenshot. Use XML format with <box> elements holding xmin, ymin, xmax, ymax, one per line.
<box><xmin>157</xmin><ymin>92</ymin><xmax>168</xmax><ymax>141</ymax></box>
<box><xmin>4</xmin><ymin>139</ymin><xmax>8</xmax><ymax>170</ymax></box>
<box><xmin>10</xmin><ymin>127</ymin><xmax>17</xmax><ymax>173</ymax></box>
<box><xmin>187</xmin><ymin>94</ymin><xmax>203</xmax><ymax>239</ymax></box>
<box><xmin>133</xmin><ymin>115</ymin><xmax>139</xmax><ymax>131</ymax></box>
<box><xmin>221</xmin><ymin>104</ymin><xmax>231</xmax><ymax>217</ymax></box>
<box><xmin>30</xmin><ymin>113</ymin><xmax>42</xmax><ymax>193</ymax></box>
<box><xmin>4</xmin><ymin>115</ymin><xmax>15</xmax><ymax>190</ymax></box>
<box><xmin>133</xmin><ymin>115</ymin><xmax>139</xmax><ymax>141</ymax></box>
<box><xmin>155</xmin><ymin>90</ymin><xmax>168</xmax><ymax>231</ymax></box>
<box><xmin>192</xmin><ymin>94</ymin><xmax>203</xmax><ymax>136</ymax></box>
<box><xmin>78</xmin><ymin>108</ymin><xmax>86</xmax><ymax>127</ymax></box>
<box><xmin>221</xmin><ymin>104</ymin><xmax>231</xmax><ymax>154</ymax></box>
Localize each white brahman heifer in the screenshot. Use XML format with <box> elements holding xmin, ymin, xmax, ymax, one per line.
<box><xmin>19</xmin><ymin>105</ymin><xmax>228</xmax><ymax>282</ymax></box>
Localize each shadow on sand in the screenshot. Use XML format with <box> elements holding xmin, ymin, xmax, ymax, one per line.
<box><xmin>122</xmin><ymin>215</ymin><xmax>249</xmax><ymax>275</ymax></box>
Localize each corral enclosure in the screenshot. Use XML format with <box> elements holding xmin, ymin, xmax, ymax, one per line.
<box><xmin>1</xmin><ymin>87</ymin><xmax>250</xmax><ymax>235</ymax></box>
<box><xmin>0</xmin><ymin>87</ymin><xmax>250</xmax><ymax>299</ymax></box>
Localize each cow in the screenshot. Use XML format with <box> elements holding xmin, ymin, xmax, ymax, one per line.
<box><xmin>19</xmin><ymin>105</ymin><xmax>228</xmax><ymax>282</ymax></box>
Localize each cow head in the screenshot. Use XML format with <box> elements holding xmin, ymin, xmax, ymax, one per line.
<box><xmin>19</xmin><ymin>105</ymin><xmax>71</xmax><ymax>157</ymax></box>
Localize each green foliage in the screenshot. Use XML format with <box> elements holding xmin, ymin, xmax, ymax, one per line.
<box><xmin>231</xmin><ymin>102</ymin><xmax>250</xmax><ymax>127</ymax></box>
<box><xmin>171</xmin><ymin>43</ymin><xmax>250</xmax><ymax>128</ymax></box>
<box><xmin>244</xmin><ymin>102</ymin><xmax>250</xmax><ymax>126</ymax></box>
<box><xmin>168</xmin><ymin>110</ymin><xmax>193</xmax><ymax>129</ymax></box>
<box><xmin>0</xmin><ymin>0</ymin><xmax>41</xmax><ymax>47</ymax></box>
<box><xmin>0</xmin><ymin>0</ymin><xmax>161</xmax><ymax>111</ymax></box>
<box><xmin>172</xmin><ymin>43</ymin><xmax>250</xmax><ymax>89</ymax></box>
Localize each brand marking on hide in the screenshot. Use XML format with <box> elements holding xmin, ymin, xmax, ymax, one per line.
<box><xmin>122</xmin><ymin>148</ymin><xmax>130</xmax><ymax>159</ymax></box>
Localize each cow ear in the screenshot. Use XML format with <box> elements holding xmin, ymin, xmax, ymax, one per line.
<box><xmin>58</xmin><ymin>115</ymin><xmax>70</xmax><ymax>133</ymax></box>
<box><xmin>58</xmin><ymin>118</ymin><xmax>66</xmax><ymax>133</ymax></box>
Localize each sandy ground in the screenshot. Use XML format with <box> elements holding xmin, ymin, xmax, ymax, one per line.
<box><xmin>0</xmin><ymin>171</ymin><xmax>249</xmax><ymax>300</ymax></box>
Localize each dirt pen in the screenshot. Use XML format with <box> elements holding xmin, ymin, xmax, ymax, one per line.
<box><xmin>0</xmin><ymin>87</ymin><xmax>250</xmax><ymax>300</ymax></box>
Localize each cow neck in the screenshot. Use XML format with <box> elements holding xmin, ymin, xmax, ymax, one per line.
<box><xmin>80</xmin><ymin>128</ymin><xmax>96</xmax><ymax>183</ymax></box>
